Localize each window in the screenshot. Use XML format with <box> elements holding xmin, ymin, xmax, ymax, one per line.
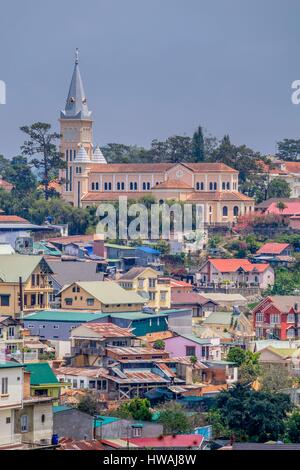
<box><xmin>186</xmin><ymin>346</ymin><xmax>196</xmax><ymax>356</ymax></box>
<box><xmin>6</xmin><ymin>417</ymin><xmax>10</xmax><ymax>424</ymax></box>
<box><xmin>222</xmin><ymin>206</ymin><xmax>228</xmax><ymax>217</ymax></box>
<box><xmin>80</xmin><ymin>380</ymin><xmax>85</xmax><ymax>389</ymax></box>
<box><xmin>8</xmin><ymin>326</ymin><xmax>15</xmax><ymax>338</ymax></box>
<box><xmin>41</xmin><ymin>414</ymin><xmax>45</xmax><ymax>424</ymax></box>
<box><xmin>95</xmin><ymin>182</ymin><xmax>99</xmax><ymax>190</ymax></box>
<box><xmin>233</xmin><ymin>206</ymin><xmax>239</xmax><ymax>216</ymax></box>
<box><xmin>0</xmin><ymin>295</ymin><xmax>10</xmax><ymax>307</ymax></box>
<box><xmin>149</xmin><ymin>292</ymin><xmax>156</xmax><ymax>301</ymax></box>
<box><xmin>21</xmin><ymin>415</ymin><xmax>29</xmax><ymax>432</ymax></box>
<box><xmin>89</xmin><ymin>380</ymin><xmax>96</xmax><ymax>389</ymax></box>
<box><xmin>287</xmin><ymin>328</ymin><xmax>295</xmax><ymax>338</ymax></box>
<box><xmin>222</xmin><ymin>182</ymin><xmax>226</xmax><ymax>190</ymax></box>
<box><xmin>270</xmin><ymin>314</ymin><xmax>280</xmax><ymax>325</ymax></box>
<box><xmin>31</xmin><ymin>274</ymin><xmax>36</xmax><ymax>286</ymax></box>
<box><xmin>117</xmin><ymin>182</ymin><xmax>121</xmax><ymax>190</ymax></box>
<box><xmin>214</xmin><ymin>182</ymin><xmax>217</xmax><ymax>190</ymax></box>
<box><xmin>287</xmin><ymin>313</ymin><xmax>295</xmax><ymax>323</ymax></box>
<box><xmin>132</xmin><ymin>426</ymin><xmax>142</xmax><ymax>437</ymax></box>
<box><xmin>160</xmin><ymin>291</ymin><xmax>167</xmax><ymax>301</ymax></box>
<box><xmin>256</xmin><ymin>312</ymin><xmax>264</xmax><ymax>323</ymax></box>
<box><xmin>87</xmin><ymin>298</ymin><xmax>95</xmax><ymax>306</ymax></box>
<box><xmin>65</xmin><ymin>298</ymin><xmax>73</xmax><ymax>306</ymax></box>
<box><xmin>149</xmin><ymin>278</ymin><xmax>156</xmax><ymax>288</ymax></box>
<box><xmin>73</xmin><ymin>379</ymin><xmax>78</xmax><ymax>388</ymax></box>
<box><xmin>227</xmin><ymin>182</ymin><xmax>230</xmax><ymax>190</ymax></box>
<box><xmin>53</xmin><ymin>325</ymin><xmax>59</xmax><ymax>329</ymax></box>
<box><xmin>1</xmin><ymin>377</ymin><xmax>8</xmax><ymax>395</ymax></box>
<box><xmin>91</xmin><ymin>182</ymin><xmax>95</xmax><ymax>190</ymax></box>
<box><xmin>138</xmin><ymin>279</ymin><xmax>144</xmax><ymax>289</ymax></box>
<box><xmin>209</xmin><ymin>182</ymin><xmax>213</xmax><ymax>190</ymax></box>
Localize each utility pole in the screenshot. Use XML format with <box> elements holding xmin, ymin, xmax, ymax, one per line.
<box><xmin>19</xmin><ymin>276</ymin><xmax>24</xmax><ymax>318</ymax></box>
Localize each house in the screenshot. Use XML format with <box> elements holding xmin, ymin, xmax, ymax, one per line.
<box><xmin>24</xmin><ymin>310</ymin><xmax>105</xmax><ymax>341</ymax></box>
<box><xmin>0</xmin><ymin>316</ymin><xmax>23</xmax><ymax>354</ymax></box>
<box><xmin>170</xmin><ymin>279</ymin><xmax>193</xmax><ymax>294</ymax></box>
<box><xmin>258</xmin><ymin>346</ymin><xmax>300</xmax><ymax>375</ymax></box>
<box><xmin>201</xmin><ymin>311</ymin><xmax>254</xmax><ymax>342</ymax></box>
<box><xmin>24</xmin><ymin>362</ymin><xmax>62</xmax><ymax>403</ymax></box>
<box><xmin>70</xmin><ymin>322</ymin><xmax>136</xmax><ymax>366</ymax></box>
<box><xmin>95</xmin><ymin>416</ymin><xmax>163</xmax><ymax>440</ymax></box>
<box><xmin>163</xmin><ymin>333</ymin><xmax>222</xmax><ymax>362</ymax></box>
<box><xmin>46</xmin><ymin>259</ymin><xmax>105</xmax><ymax>306</ymax></box>
<box><xmin>0</xmin><ymin>255</ymin><xmax>53</xmax><ymax>317</ymax></box>
<box><xmin>171</xmin><ymin>291</ymin><xmax>218</xmax><ymax>318</ymax></box>
<box><xmin>0</xmin><ymin>361</ymin><xmax>23</xmax><ymax>447</ymax></box>
<box><xmin>199</xmin><ymin>293</ymin><xmax>247</xmax><ymax>311</ymax></box>
<box><xmin>253</xmin><ymin>242</ymin><xmax>294</xmax><ymax>266</ymax></box>
<box><xmin>197</xmin><ymin>258</ymin><xmax>274</xmax><ymax>290</ymax></box>
<box><xmin>59</xmin><ymin>281</ymin><xmax>145</xmax><ymax>313</ymax></box>
<box><xmin>105</xmin><ymin>346</ymin><xmax>169</xmax><ymax>362</ymax></box>
<box><xmin>0</xmin><ymin>177</ymin><xmax>13</xmax><ymax>192</ymax></box>
<box><xmin>252</xmin><ymin>296</ymin><xmax>300</xmax><ymax>340</ymax></box>
<box><xmin>105</xmin><ymin>311</ymin><xmax>169</xmax><ymax>337</ymax></box>
<box><xmin>53</xmin><ymin>405</ymin><xmax>94</xmax><ymax>441</ymax></box>
<box><xmin>118</xmin><ymin>267</ymin><xmax>171</xmax><ymax>311</ymax></box>
<box><xmin>101</xmin><ymin>434</ymin><xmax>204</xmax><ymax>450</ymax></box>
<box><xmin>14</xmin><ymin>368</ymin><xmax>54</xmax><ymax>445</ymax></box>
<box><xmin>0</xmin><ymin>217</ymin><xmax>56</xmax><ymax>251</ymax></box>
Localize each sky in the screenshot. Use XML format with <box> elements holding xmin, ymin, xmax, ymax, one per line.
<box><xmin>1</xmin><ymin>0</ymin><xmax>300</xmax><ymax>158</ymax></box>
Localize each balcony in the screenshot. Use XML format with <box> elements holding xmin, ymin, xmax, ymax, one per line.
<box><xmin>71</xmin><ymin>346</ymin><xmax>104</xmax><ymax>356</ymax></box>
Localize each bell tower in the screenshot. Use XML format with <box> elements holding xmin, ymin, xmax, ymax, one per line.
<box><xmin>59</xmin><ymin>49</ymin><xmax>93</xmax><ymax>204</ymax></box>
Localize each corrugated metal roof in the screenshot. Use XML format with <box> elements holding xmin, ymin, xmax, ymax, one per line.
<box><xmin>24</xmin><ymin>310</ymin><xmax>106</xmax><ymax>323</ymax></box>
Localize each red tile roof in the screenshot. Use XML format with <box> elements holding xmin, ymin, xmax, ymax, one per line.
<box><xmin>154</xmin><ymin>179</ymin><xmax>193</xmax><ymax>189</ymax></box>
<box><xmin>266</xmin><ymin>201</ymin><xmax>300</xmax><ymax>216</ymax></box>
<box><xmin>257</xmin><ymin>242</ymin><xmax>290</xmax><ymax>255</ymax></box>
<box><xmin>0</xmin><ymin>215</ymin><xmax>29</xmax><ymax>223</ymax></box>
<box><xmin>208</xmin><ymin>258</ymin><xmax>270</xmax><ymax>273</ymax></box>
<box><xmin>88</xmin><ymin>162</ymin><xmax>237</xmax><ymax>174</ymax></box>
<box><xmin>170</xmin><ymin>279</ymin><xmax>193</xmax><ymax>288</ymax></box>
<box><xmin>46</xmin><ymin>235</ymin><xmax>93</xmax><ymax>244</ymax></box>
<box><xmin>127</xmin><ymin>434</ymin><xmax>204</xmax><ymax>448</ymax></box>
<box><xmin>171</xmin><ymin>291</ymin><xmax>215</xmax><ymax>305</ymax></box>
<box><xmin>0</xmin><ymin>179</ymin><xmax>13</xmax><ymax>192</ymax></box>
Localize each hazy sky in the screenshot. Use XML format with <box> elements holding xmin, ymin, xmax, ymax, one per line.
<box><xmin>1</xmin><ymin>0</ymin><xmax>300</xmax><ymax>158</ymax></box>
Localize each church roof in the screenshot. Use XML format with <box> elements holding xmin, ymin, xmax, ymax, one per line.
<box><xmin>92</xmin><ymin>146</ymin><xmax>107</xmax><ymax>163</ymax></box>
<box><xmin>61</xmin><ymin>49</ymin><xmax>92</xmax><ymax>120</ymax></box>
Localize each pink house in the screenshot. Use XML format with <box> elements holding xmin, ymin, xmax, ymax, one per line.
<box><xmin>163</xmin><ymin>334</ymin><xmax>221</xmax><ymax>361</ymax></box>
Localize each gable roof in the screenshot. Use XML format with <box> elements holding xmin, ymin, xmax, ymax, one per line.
<box><xmin>0</xmin><ymin>215</ymin><xmax>29</xmax><ymax>223</ymax></box>
<box><xmin>207</xmin><ymin>258</ymin><xmax>270</xmax><ymax>273</ymax></box>
<box><xmin>25</xmin><ymin>363</ymin><xmax>59</xmax><ymax>385</ymax></box>
<box><xmin>0</xmin><ymin>255</ymin><xmax>52</xmax><ymax>283</ymax></box>
<box><xmin>171</xmin><ymin>291</ymin><xmax>216</xmax><ymax>306</ymax></box>
<box><xmin>256</xmin><ymin>242</ymin><xmax>291</xmax><ymax>255</ymax></box>
<box><xmin>24</xmin><ymin>310</ymin><xmax>105</xmax><ymax>323</ymax></box>
<box><xmin>76</xmin><ymin>322</ymin><xmax>134</xmax><ymax>338</ymax></box>
<box><xmin>264</xmin><ymin>296</ymin><xmax>300</xmax><ymax>312</ymax></box>
<box><xmin>118</xmin><ymin>266</ymin><xmax>157</xmax><ymax>281</ymax></box>
<box><xmin>47</xmin><ymin>260</ymin><xmax>104</xmax><ymax>287</ymax></box>
<box><xmin>62</xmin><ymin>281</ymin><xmax>145</xmax><ymax>305</ymax></box>
<box><xmin>203</xmin><ymin>312</ymin><xmax>233</xmax><ymax>326</ymax></box>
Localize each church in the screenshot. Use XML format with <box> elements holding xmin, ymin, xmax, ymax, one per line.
<box><xmin>59</xmin><ymin>51</ymin><xmax>254</xmax><ymax>224</ymax></box>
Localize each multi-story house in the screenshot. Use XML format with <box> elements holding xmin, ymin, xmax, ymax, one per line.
<box><xmin>0</xmin><ymin>255</ymin><xmax>53</xmax><ymax>317</ymax></box>
<box><xmin>197</xmin><ymin>258</ymin><xmax>274</xmax><ymax>290</ymax></box>
<box><xmin>59</xmin><ymin>281</ymin><xmax>145</xmax><ymax>313</ymax></box>
<box><xmin>118</xmin><ymin>267</ymin><xmax>171</xmax><ymax>311</ymax></box>
<box><xmin>58</xmin><ymin>52</ymin><xmax>254</xmax><ymax>222</ymax></box>
<box><xmin>0</xmin><ymin>361</ymin><xmax>23</xmax><ymax>447</ymax></box>
<box><xmin>253</xmin><ymin>296</ymin><xmax>300</xmax><ymax>340</ymax></box>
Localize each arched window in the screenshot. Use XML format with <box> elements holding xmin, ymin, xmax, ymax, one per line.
<box><xmin>214</xmin><ymin>182</ymin><xmax>217</xmax><ymax>190</ymax></box>
<box><xmin>222</xmin><ymin>182</ymin><xmax>225</xmax><ymax>190</ymax></box>
<box><xmin>143</xmin><ymin>182</ymin><xmax>146</xmax><ymax>190</ymax></box>
<box><xmin>227</xmin><ymin>182</ymin><xmax>230</xmax><ymax>190</ymax></box>
<box><xmin>117</xmin><ymin>182</ymin><xmax>121</xmax><ymax>190</ymax></box>
<box><xmin>222</xmin><ymin>206</ymin><xmax>228</xmax><ymax>217</ymax></box>
<box><xmin>41</xmin><ymin>414</ymin><xmax>45</xmax><ymax>424</ymax></box>
<box><xmin>209</xmin><ymin>182</ymin><xmax>213</xmax><ymax>190</ymax></box>
<box><xmin>233</xmin><ymin>206</ymin><xmax>239</xmax><ymax>216</ymax></box>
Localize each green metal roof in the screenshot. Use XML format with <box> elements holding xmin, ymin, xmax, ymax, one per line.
<box><xmin>95</xmin><ymin>416</ymin><xmax>120</xmax><ymax>427</ymax></box>
<box><xmin>0</xmin><ymin>255</ymin><xmax>46</xmax><ymax>283</ymax></box>
<box><xmin>0</xmin><ymin>361</ymin><xmax>23</xmax><ymax>369</ymax></box>
<box><xmin>25</xmin><ymin>362</ymin><xmax>59</xmax><ymax>386</ymax></box>
<box><xmin>108</xmin><ymin>311</ymin><xmax>168</xmax><ymax>321</ymax></box>
<box><xmin>53</xmin><ymin>405</ymin><xmax>73</xmax><ymax>413</ymax></box>
<box><xmin>24</xmin><ymin>310</ymin><xmax>106</xmax><ymax>323</ymax></box>
<box><xmin>67</xmin><ymin>281</ymin><xmax>145</xmax><ymax>305</ymax></box>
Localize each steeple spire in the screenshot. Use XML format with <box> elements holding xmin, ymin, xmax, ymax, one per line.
<box><xmin>61</xmin><ymin>49</ymin><xmax>92</xmax><ymax>120</ymax></box>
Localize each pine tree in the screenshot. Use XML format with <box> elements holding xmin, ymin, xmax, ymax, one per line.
<box><xmin>192</xmin><ymin>126</ymin><xmax>205</xmax><ymax>162</ymax></box>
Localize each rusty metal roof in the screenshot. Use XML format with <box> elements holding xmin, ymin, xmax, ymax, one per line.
<box><xmin>79</xmin><ymin>322</ymin><xmax>134</xmax><ymax>338</ymax></box>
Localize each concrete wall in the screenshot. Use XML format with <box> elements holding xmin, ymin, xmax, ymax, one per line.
<box><xmin>53</xmin><ymin>409</ymin><xmax>94</xmax><ymax>440</ymax></box>
<box><xmin>95</xmin><ymin>419</ymin><xmax>163</xmax><ymax>439</ymax></box>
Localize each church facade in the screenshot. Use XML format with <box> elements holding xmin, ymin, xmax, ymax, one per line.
<box><xmin>59</xmin><ymin>51</ymin><xmax>254</xmax><ymax>224</ymax></box>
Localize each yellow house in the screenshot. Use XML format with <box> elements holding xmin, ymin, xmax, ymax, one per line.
<box><xmin>0</xmin><ymin>255</ymin><xmax>53</xmax><ymax>317</ymax></box>
<box><xmin>118</xmin><ymin>267</ymin><xmax>171</xmax><ymax>311</ymax></box>
<box><xmin>59</xmin><ymin>281</ymin><xmax>145</xmax><ymax>313</ymax></box>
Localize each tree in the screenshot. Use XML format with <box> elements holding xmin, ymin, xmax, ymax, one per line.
<box><xmin>260</xmin><ymin>364</ymin><xmax>293</xmax><ymax>393</ymax></box>
<box><xmin>277</xmin><ymin>138</ymin><xmax>300</xmax><ymax>161</ymax></box>
<box><xmin>113</xmin><ymin>398</ymin><xmax>152</xmax><ymax>421</ymax></box>
<box><xmin>20</xmin><ymin>122</ymin><xmax>65</xmax><ymax>199</ymax></box>
<box><xmin>77</xmin><ymin>394</ymin><xmax>99</xmax><ymax>415</ymax></box>
<box><xmin>153</xmin><ymin>340</ymin><xmax>165</xmax><ymax>350</ymax></box>
<box><xmin>214</xmin><ymin>383</ymin><xmax>292</xmax><ymax>442</ymax></box>
<box><xmin>190</xmin><ymin>355</ymin><xmax>198</xmax><ymax>367</ymax></box>
<box><xmin>192</xmin><ymin>126</ymin><xmax>205</xmax><ymax>162</ymax></box>
<box><xmin>158</xmin><ymin>402</ymin><xmax>193</xmax><ymax>435</ymax></box>
<box><xmin>268</xmin><ymin>178</ymin><xmax>291</xmax><ymax>199</ymax></box>
<box><xmin>285</xmin><ymin>411</ymin><xmax>300</xmax><ymax>443</ymax></box>
<box><xmin>226</xmin><ymin>347</ymin><xmax>246</xmax><ymax>366</ymax></box>
<box><xmin>5</xmin><ymin>155</ymin><xmax>37</xmax><ymax>195</ymax></box>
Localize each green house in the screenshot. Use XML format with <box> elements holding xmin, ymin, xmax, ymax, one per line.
<box><xmin>25</xmin><ymin>362</ymin><xmax>62</xmax><ymax>404</ymax></box>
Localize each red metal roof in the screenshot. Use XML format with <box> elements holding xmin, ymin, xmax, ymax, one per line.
<box><xmin>0</xmin><ymin>215</ymin><xmax>29</xmax><ymax>223</ymax></box>
<box><xmin>208</xmin><ymin>258</ymin><xmax>270</xmax><ymax>273</ymax></box>
<box><xmin>82</xmin><ymin>322</ymin><xmax>134</xmax><ymax>338</ymax></box>
<box><xmin>266</xmin><ymin>201</ymin><xmax>300</xmax><ymax>216</ymax></box>
<box><xmin>127</xmin><ymin>434</ymin><xmax>204</xmax><ymax>448</ymax></box>
<box><xmin>257</xmin><ymin>242</ymin><xmax>290</xmax><ymax>255</ymax></box>
<box><xmin>59</xmin><ymin>439</ymin><xmax>104</xmax><ymax>450</ymax></box>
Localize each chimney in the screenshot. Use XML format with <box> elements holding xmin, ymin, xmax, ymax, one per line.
<box><xmin>93</xmin><ymin>233</ymin><xmax>106</xmax><ymax>257</ymax></box>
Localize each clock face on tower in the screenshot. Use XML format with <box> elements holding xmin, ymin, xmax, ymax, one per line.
<box><xmin>64</xmin><ymin>128</ymin><xmax>79</xmax><ymax>142</ymax></box>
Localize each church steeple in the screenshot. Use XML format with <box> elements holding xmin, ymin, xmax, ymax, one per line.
<box><xmin>61</xmin><ymin>49</ymin><xmax>92</xmax><ymax>120</ymax></box>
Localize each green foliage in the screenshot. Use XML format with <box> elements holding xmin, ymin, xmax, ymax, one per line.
<box><xmin>158</xmin><ymin>402</ymin><xmax>193</xmax><ymax>434</ymax></box>
<box><xmin>0</xmin><ymin>154</ymin><xmax>37</xmax><ymax>196</ymax></box>
<box><xmin>20</xmin><ymin>122</ymin><xmax>66</xmax><ymax>199</ymax></box>
<box><xmin>285</xmin><ymin>411</ymin><xmax>300</xmax><ymax>443</ymax></box>
<box><xmin>260</xmin><ymin>364</ymin><xmax>293</xmax><ymax>393</ymax></box>
<box><xmin>276</xmin><ymin>138</ymin><xmax>300</xmax><ymax>161</ymax></box>
<box><xmin>268</xmin><ymin>178</ymin><xmax>291</xmax><ymax>199</ymax></box>
<box><xmin>192</xmin><ymin>126</ymin><xmax>205</xmax><ymax>162</ymax></box>
<box><xmin>226</xmin><ymin>347</ymin><xmax>247</xmax><ymax>366</ymax></box>
<box><xmin>266</xmin><ymin>267</ymin><xmax>300</xmax><ymax>295</ymax></box>
<box><xmin>77</xmin><ymin>394</ymin><xmax>99</xmax><ymax>415</ymax></box>
<box><xmin>153</xmin><ymin>340</ymin><xmax>165</xmax><ymax>350</ymax></box>
<box><xmin>206</xmin><ymin>409</ymin><xmax>230</xmax><ymax>439</ymax></box>
<box><xmin>114</xmin><ymin>398</ymin><xmax>152</xmax><ymax>421</ymax></box>
<box><xmin>226</xmin><ymin>348</ymin><xmax>260</xmax><ymax>384</ymax></box>
<box><xmin>214</xmin><ymin>383</ymin><xmax>292</xmax><ymax>442</ymax></box>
